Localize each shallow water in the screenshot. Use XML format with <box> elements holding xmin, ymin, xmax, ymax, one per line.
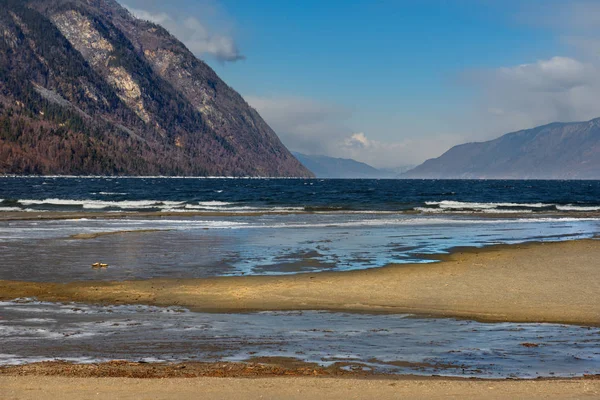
<box><xmin>0</xmin><ymin>214</ymin><xmax>598</xmax><ymax>281</ymax></box>
<box><xmin>1</xmin><ymin>300</ymin><xmax>598</xmax><ymax>379</ymax></box>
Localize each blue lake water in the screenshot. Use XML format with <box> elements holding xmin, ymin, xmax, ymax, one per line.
<box><xmin>2</xmin><ymin>177</ymin><xmax>600</xmax><ymax>213</ymax></box>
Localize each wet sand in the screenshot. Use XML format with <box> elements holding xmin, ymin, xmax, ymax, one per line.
<box><xmin>0</xmin><ymin>359</ymin><xmax>365</xmax><ymax>378</ymax></box>
<box><xmin>1</xmin><ymin>239</ymin><xmax>599</xmax><ymax>325</ymax></box>
<box><xmin>1</xmin><ymin>374</ymin><xmax>599</xmax><ymax>400</ymax></box>
<box><xmin>2</xmin><ymin>361</ymin><xmax>599</xmax><ymax>399</ymax></box>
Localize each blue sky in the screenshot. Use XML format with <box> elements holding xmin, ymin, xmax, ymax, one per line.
<box><xmin>124</xmin><ymin>0</ymin><xmax>600</xmax><ymax>167</ymax></box>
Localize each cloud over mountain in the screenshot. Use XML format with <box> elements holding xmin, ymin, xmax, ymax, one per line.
<box><xmin>125</xmin><ymin>5</ymin><xmax>244</xmax><ymax>62</ymax></box>
<box><xmin>462</xmin><ymin>1</ymin><xmax>600</xmax><ymax>137</ymax></box>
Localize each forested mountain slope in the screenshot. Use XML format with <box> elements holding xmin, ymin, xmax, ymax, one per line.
<box><xmin>0</xmin><ymin>0</ymin><xmax>313</xmax><ymax>176</ymax></box>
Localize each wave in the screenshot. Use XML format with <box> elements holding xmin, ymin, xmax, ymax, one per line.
<box><xmin>425</xmin><ymin>201</ymin><xmax>551</xmax><ymax>209</ymax></box>
<box><xmin>158</xmin><ymin>216</ymin><xmax>600</xmax><ymax>230</ymax></box>
<box><xmin>415</xmin><ymin>207</ymin><xmax>534</xmax><ymax>214</ymax></box>
<box><xmin>196</xmin><ymin>201</ymin><xmax>232</xmax><ymax>206</ymax></box>
<box><xmin>0</xmin><ymin>207</ymin><xmax>25</xmax><ymax>212</ymax></box>
<box><xmin>422</xmin><ymin>201</ymin><xmax>600</xmax><ymax>213</ymax></box>
<box><xmin>2</xmin><ymin>198</ymin><xmax>307</xmax><ymax>213</ymax></box>
<box><xmin>18</xmin><ymin>199</ymin><xmax>184</xmax><ymax>210</ymax></box>
<box><xmin>556</xmin><ymin>205</ymin><xmax>600</xmax><ymax>211</ymax></box>
<box><xmin>3</xmin><ymin>197</ymin><xmax>600</xmax><ymax>214</ymax></box>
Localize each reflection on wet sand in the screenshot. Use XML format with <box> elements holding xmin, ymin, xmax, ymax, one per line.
<box><xmin>1</xmin><ymin>213</ymin><xmax>599</xmax><ymax>281</ymax></box>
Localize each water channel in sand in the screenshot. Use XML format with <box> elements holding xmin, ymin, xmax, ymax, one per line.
<box><xmin>1</xmin><ymin>300</ymin><xmax>599</xmax><ymax>379</ymax></box>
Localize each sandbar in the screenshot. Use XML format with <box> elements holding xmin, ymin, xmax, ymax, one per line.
<box><xmin>1</xmin><ymin>239</ymin><xmax>599</xmax><ymax>325</ymax></box>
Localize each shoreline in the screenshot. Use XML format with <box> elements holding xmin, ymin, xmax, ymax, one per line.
<box><xmin>2</xmin><ymin>360</ymin><xmax>599</xmax><ymax>380</ymax></box>
<box><xmin>68</xmin><ymin>229</ymin><xmax>171</xmax><ymax>240</ymax></box>
<box><xmin>1</xmin><ymin>239</ymin><xmax>599</xmax><ymax>326</ymax></box>
<box><xmin>3</xmin><ymin>210</ymin><xmax>600</xmax><ymax>221</ymax></box>
<box><xmin>0</xmin><ymin>360</ymin><xmax>371</xmax><ymax>379</ymax></box>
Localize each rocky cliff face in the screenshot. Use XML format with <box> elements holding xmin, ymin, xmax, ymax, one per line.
<box><xmin>403</xmin><ymin>118</ymin><xmax>600</xmax><ymax>179</ymax></box>
<box><xmin>0</xmin><ymin>0</ymin><xmax>313</xmax><ymax>177</ymax></box>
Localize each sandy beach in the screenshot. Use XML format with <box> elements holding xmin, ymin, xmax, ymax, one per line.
<box><xmin>3</xmin><ymin>0</ymin><xmax>600</xmax><ymax>394</ymax></box>
<box><xmin>1</xmin><ymin>239</ymin><xmax>599</xmax><ymax>325</ymax></box>
<box><xmin>2</xmin><ymin>375</ymin><xmax>599</xmax><ymax>399</ymax></box>
<box><xmin>1</xmin><ymin>361</ymin><xmax>599</xmax><ymax>399</ymax></box>
<box><xmin>2</xmin><ymin>238</ymin><xmax>599</xmax><ymax>398</ymax></box>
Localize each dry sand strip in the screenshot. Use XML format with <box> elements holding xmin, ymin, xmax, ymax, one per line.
<box><xmin>1</xmin><ymin>239</ymin><xmax>599</xmax><ymax>325</ymax></box>
<box><xmin>1</xmin><ymin>376</ymin><xmax>599</xmax><ymax>400</ymax></box>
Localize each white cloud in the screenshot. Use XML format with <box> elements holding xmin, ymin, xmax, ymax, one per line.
<box><xmin>463</xmin><ymin>55</ymin><xmax>600</xmax><ymax>135</ymax></box>
<box><xmin>245</xmin><ymin>95</ymin><xmax>352</xmax><ymax>155</ymax></box>
<box><xmin>125</xmin><ymin>5</ymin><xmax>244</xmax><ymax>62</ymax></box>
<box><xmin>496</xmin><ymin>57</ymin><xmax>592</xmax><ymax>92</ymax></box>
<box><xmin>343</xmin><ymin>132</ymin><xmax>371</xmax><ymax>149</ymax></box>
<box><xmin>452</xmin><ymin>1</ymin><xmax>600</xmax><ymax>137</ymax></box>
<box><xmin>337</xmin><ymin>132</ymin><xmax>462</xmax><ymax>169</ymax></box>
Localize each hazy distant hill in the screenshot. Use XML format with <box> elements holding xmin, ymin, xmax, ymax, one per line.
<box><xmin>293</xmin><ymin>152</ymin><xmax>391</xmax><ymax>178</ymax></box>
<box><xmin>380</xmin><ymin>166</ymin><xmax>415</xmax><ymax>177</ymax></box>
<box><xmin>0</xmin><ymin>0</ymin><xmax>312</xmax><ymax>177</ymax></box>
<box><xmin>403</xmin><ymin>118</ymin><xmax>600</xmax><ymax>179</ymax></box>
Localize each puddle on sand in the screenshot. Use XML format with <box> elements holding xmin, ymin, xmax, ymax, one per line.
<box><xmin>1</xmin><ymin>299</ymin><xmax>599</xmax><ymax>379</ymax></box>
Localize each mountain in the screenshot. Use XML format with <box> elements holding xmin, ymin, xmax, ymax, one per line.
<box><xmin>292</xmin><ymin>152</ymin><xmax>393</xmax><ymax>178</ymax></box>
<box><xmin>403</xmin><ymin>118</ymin><xmax>600</xmax><ymax>179</ymax></box>
<box><xmin>0</xmin><ymin>0</ymin><xmax>312</xmax><ymax>177</ymax></box>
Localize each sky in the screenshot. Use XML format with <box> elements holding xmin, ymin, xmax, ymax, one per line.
<box><xmin>122</xmin><ymin>0</ymin><xmax>600</xmax><ymax>168</ymax></box>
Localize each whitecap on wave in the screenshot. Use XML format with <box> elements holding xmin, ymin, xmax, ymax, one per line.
<box><xmin>6</xmin><ymin>198</ymin><xmax>305</xmax><ymax>213</ymax></box>
<box><xmin>421</xmin><ymin>200</ymin><xmax>600</xmax><ymax>213</ymax></box>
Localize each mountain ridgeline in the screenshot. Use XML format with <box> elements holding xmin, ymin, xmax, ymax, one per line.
<box><xmin>0</xmin><ymin>0</ymin><xmax>313</xmax><ymax>176</ymax></box>
<box><xmin>403</xmin><ymin>118</ymin><xmax>600</xmax><ymax>179</ymax></box>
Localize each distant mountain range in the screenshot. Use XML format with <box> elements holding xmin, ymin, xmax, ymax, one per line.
<box><xmin>403</xmin><ymin>118</ymin><xmax>600</xmax><ymax>179</ymax></box>
<box><xmin>293</xmin><ymin>152</ymin><xmax>411</xmax><ymax>178</ymax></box>
<box><xmin>0</xmin><ymin>0</ymin><xmax>312</xmax><ymax>177</ymax></box>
